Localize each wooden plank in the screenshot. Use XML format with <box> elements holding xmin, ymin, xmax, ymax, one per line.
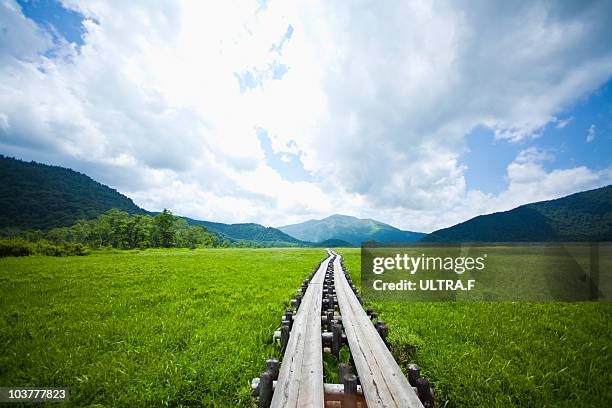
<box><xmin>331</xmin><ymin>251</ymin><xmax>424</xmax><ymax>408</ymax></box>
<box><xmin>270</xmin><ymin>254</ymin><xmax>332</xmax><ymax>408</ymax></box>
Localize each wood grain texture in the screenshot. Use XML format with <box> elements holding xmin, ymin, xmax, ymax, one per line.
<box><xmin>270</xmin><ymin>254</ymin><xmax>332</xmax><ymax>407</ymax></box>
<box><xmin>331</xmin><ymin>252</ymin><xmax>424</xmax><ymax>408</ymax></box>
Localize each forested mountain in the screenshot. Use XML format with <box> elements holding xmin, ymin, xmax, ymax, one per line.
<box><xmin>7</xmin><ymin>155</ymin><xmax>608</xmax><ymax>247</ymax></box>
<box><xmin>0</xmin><ymin>155</ymin><xmax>305</xmax><ymax>246</ymax></box>
<box><xmin>317</xmin><ymin>238</ymin><xmax>355</xmax><ymax>248</ymax></box>
<box><xmin>0</xmin><ymin>155</ymin><xmax>145</xmax><ymax>230</ymax></box>
<box><xmin>279</xmin><ymin>214</ymin><xmax>425</xmax><ymax>246</ymax></box>
<box><xmin>184</xmin><ymin>218</ymin><xmax>305</xmax><ymax>247</ymax></box>
<box><xmin>422</xmin><ymin>185</ymin><xmax>612</xmax><ymax>242</ymax></box>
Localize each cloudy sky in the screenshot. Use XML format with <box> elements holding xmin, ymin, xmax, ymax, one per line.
<box><xmin>1</xmin><ymin>0</ymin><xmax>611</xmax><ymax>232</ymax></box>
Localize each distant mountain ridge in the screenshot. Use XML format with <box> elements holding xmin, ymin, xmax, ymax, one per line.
<box><xmin>422</xmin><ymin>185</ymin><xmax>612</xmax><ymax>242</ymax></box>
<box><xmin>317</xmin><ymin>238</ymin><xmax>355</xmax><ymax>248</ymax></box>
<box><xmin>0</xmin><ymin>155</ymin><xmax>305</xmax><ymax>246</ymax></box>
<box><xmin>7</xmin><ymin>155</ymin><xmax>607</xmax><ymax>246</ymax></box>
<box><xmin>183</xmin><ymin>218</ymin><xmax>304</xmax><ymax>247</ymax></box>
<box><xmin>279</xmin><ymin>214</ymin><xmax>425</xmax><ymax>246</ymax></box>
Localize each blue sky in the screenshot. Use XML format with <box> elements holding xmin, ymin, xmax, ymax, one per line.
<box><xmin>2</xmin><ymin>0</ymin><xmax>611</xmax><ymax>231</ymax></box>
<box><xmin>257</xmin><ymin>129</ymin><xmax>312</xmax><ymax>182</ymax></box>
<box><xmin>463</xmin><ymin>79</ymin><xmax>612</xmax><ymax>194</ymax></box>
<box><xmin>17</xmin><ymin>0</ymin><xmax>85</xmax><ymax>46</ymax></box>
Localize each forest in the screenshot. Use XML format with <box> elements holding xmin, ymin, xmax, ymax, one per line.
<box><xmin>0</xmin><ymin>208</ymin><xmax>260</xmax><ymax>257</ymax></box>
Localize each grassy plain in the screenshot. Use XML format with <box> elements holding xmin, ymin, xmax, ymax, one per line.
<box><xmin>0</xmin><ymin>248</ymin><xmax>325</xmax><ymax>406</ymax></box>
<box><xmin>1</xmin><ymin>248</ymin><xmax>611</xmax><ymax>407</ymax></box>
<box><xmin>339</xmin><ymin>248</ymin><xmax>612</xmax><ymax>407</ymax></box>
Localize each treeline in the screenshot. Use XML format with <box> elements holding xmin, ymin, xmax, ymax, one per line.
<box><xmin>0</xmin><ymin>239</ymin><xmax>89</xmax><ymax>257</ymax></box>
<box><xmin>6</xmin><ymin>209</ymin><xmax>225</xmax><ymax>249</ymax></box>
<box><xmin>0</xmin><ymin>208</ymin><xmax>264</xmax><ymax>257</ymax></box>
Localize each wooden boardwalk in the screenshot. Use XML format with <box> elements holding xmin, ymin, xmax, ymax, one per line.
<box><xmin>257</xmin><ymin>250</ymin><xmax>429</xmax><ymax>408</ymax></box>
<box><xmin>331</xmin><ymin>251</ymin><xmax>423</xmax><ymax>408</ymax></box>
<box><xmin>270</xmin><ymin>253</ymin><xmax>332</xmax><ymax>407</ymax></box>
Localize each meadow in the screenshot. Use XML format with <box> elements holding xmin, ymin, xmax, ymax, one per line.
<box><xmin>342</xmin><ymin>249</ymin><xmax>612</xmax><ymax>407</ymax></box>
<box><xmin>0</xmin><ymin>248</ymin><xmax>325</xmax><ymax>406</ymax></box>
<box><xmin>1</xmin><ymin>248</ymin><xmax>611</xmax><ymax>407</ymax></box>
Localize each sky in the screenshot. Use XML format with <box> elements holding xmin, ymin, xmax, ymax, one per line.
<box><xmin>0</xmin><ymin>0</ymin><xmax>611</xmax><ymax>233</ymax></box>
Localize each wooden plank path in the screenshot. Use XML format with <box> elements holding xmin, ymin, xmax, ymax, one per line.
<box><xmin>330</xmin><ymin>251</ymin><xmax>424</xmax><ymax>408</ymax></box>
<box><xmin>255</xmin><ymin>250</ymin><xmax>432</xmax><ymax>408</ymax></box>
<box><xmin>270</xmin><ymin>253</ymin><xmax>333</xmax><ymax>407</ymax></box>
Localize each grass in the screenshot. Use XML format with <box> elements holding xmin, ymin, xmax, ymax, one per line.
<box><xmin>362</xmin><ymin>244</ymin><xmax>612</xmax><ymax>302</ymax></box>
<box><xmin>338</xmin><ymin>248</ymin><xmax>612</xmax><ymax>407</ymax></box>
<box><xmin>0</xmin><ymin>248</ymin><xmax>326</xmax><ymax>407</ymax></box>
<box><xmin>1</xmin><ymin>247</ymin><xmax>611</xmax><ymax>407</ymax></box>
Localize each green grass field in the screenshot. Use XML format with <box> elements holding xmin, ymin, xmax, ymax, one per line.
<box><xmin>1</xmin><ymin>248</ymin><xmax>611</xmax><ymax>407</ymax></box>
<box><xmin>341</xmin><ymin>249</ymin><xmax>612</xmax><ymax>407</ymax></box>
<box><xmin>0</xmin><ymin>248</ymin><xmax>325</xmax><ymax>406</ymax></box>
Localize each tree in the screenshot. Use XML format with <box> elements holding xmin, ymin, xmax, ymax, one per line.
<box><xmin>104</xmin><ymin>209</ymin><xmax>131</xmax><ymax>249</ymax></box>
<box><xmin>71</xmin><ymin>219</ymin><xmax>94</xmax><ymax>244</ymax></box>
<box><xmin>129</xmin><ymin>215</ymin><xmax>154</xmax><ymax>249</ymax></box>
<box><xmin>153</xmin><ymin>209</ymin><xmax>176</xmax><ymax>248</ymax></box>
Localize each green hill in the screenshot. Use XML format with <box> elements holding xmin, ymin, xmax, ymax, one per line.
<box><xmin>183</xmin><ymin>218</ymin><xmax>305</xmax><ymax>247</ymax></box>
<box><xmin>0</xmin><ymin>155</ymin><xmax>145</xmax><ymax>230</ymax></box>
<box><xmin>278</xmin><ymin>214</ymin><xmax>425</xmax><ymax>246</ymax></box>
<box><xmin>0</xmin><ymin>155</ymin><xmax>307</xmax><ymax>246</ymax></box>
<box><xmin>422</xmin><ymin>185</ymin><xmax>612</xmax><ymax>242</ymax></box>
<box><xmin>315</xmin><ymin>238</ymin><xmax>354</xmax><ymax>247</ymax></box>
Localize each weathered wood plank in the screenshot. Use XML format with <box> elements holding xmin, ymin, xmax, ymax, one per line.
<box><xmin>331</xmin><ymin>251</ymin><xmax>424</xmax><ymax>408</ymax></box>
<box><xmin>270</xmin><ymin>254</ymin><xmax>332</xmax><ymax>407</ymax></box>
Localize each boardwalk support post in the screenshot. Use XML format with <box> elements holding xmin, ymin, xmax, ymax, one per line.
<box><xmin>280</xmin><ymin>324</ymin><xmax>290</xmax><ymax>355</ymax></box>
<box><xmin>338</xmin><ymin>363</ymin><xmax>352</xmax><ymax>381</ymax></box>
<box><xmin>332</xmin><ymin>323</ymin><xmax>342</xmax><ymax>357</ymax></box>
<box><xmin>374</xmin><ymin>319</ymin><xmax>385</xmax><ymax>331</ymax></box>
<box><xmin>408</xmin><ymin>363</ymin><xmax>421</xmax><ymax>386</ymax></box>
<box><xmin>258</xmin><ymin>371</ymin><xmax>273</xmax><ymax>408</ymax></box>
<box><xmin>342</xmin><ymin>373</ymin><xmax>358</xmax><ymax>408</ymax></box>
<box><xmin>266</xmin><ymin>359</ymin><xmax>279</xmax><ymax>381</ymax></box>
<box><xmin>377</xmin><ymin>322</ymin><xmax>389</xmax><ymax>349</ymax></box>
<box><xmin>284</xmin><ymin>309</ymin><xmax>293</xmax><ymax>330</ymax></box>
<box><xmin>416</xmin><ymin>377</ymin><xmax>435</xmax><ymax>407</ymax></box>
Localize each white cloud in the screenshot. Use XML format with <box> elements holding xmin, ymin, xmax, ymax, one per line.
<box><xmin>554</xmin><ymin>116</ymin><xmax>573</xmax><ymax>128</ymax></box>
<box><xmin>501</xmin><ymin>148</ymin><xmax>605</xmax><ymax>206</ymax></box>
<box><xmin>587</xmin><ymin>124</ymin><xmax>596</xmax><ymax>142</ymax></box>
<box><xmin>0</xmin><ymin>0</ymin><xmax>52</xmax><ymax>62</ymax></box>
<box><xmin>0</xmin><ymin>0</ymin><xmax>611</xmax><ymax>232</ymax></box>
<box><xmin>0</xmin><ymin>112</ymin><xmax>9</xmax><ymax>132</ymax></box>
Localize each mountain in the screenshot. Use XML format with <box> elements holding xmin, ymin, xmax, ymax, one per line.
<box><xmin>316</xmin><ymin>238</ymin><xmax>355</xmax><ymax>248</ymax></box>
<box><xmin>183</xmin><ymin>218</ymin><xmax>304</xmax><ymax>247</ymax></box>
<box><xmin>0</xmin><ymin>155</ymin><xmax>306</xmax><ymax>246</ymax></box>
<box><xmin>0</xmin><ymin>155</ymin><xmax>145</xmax><ymax>230</ymax></box>
<box><xmin>278</xmin><ymin>214</ymin><xmax>425</xmax><ymax>246</ymax></box>
<box><xmin>422</xmin><ymin>185</ymin><xmax>612</xmax><ymax>242</ymax></box>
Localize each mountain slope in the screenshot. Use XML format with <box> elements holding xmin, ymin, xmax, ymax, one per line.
<box><xmin>0</xmin><ymin>155</ymin><xmax>145</xmax><ymax>230</ymax></box>
<box><xmin>279</xmin><ymin>214</ymin><xmax>425</xmax><ymax>246</ymax></box>
<box><xmin>0</xmin><ymin>155</ymin><xmax>308</xmax><ymax>246</ymax></box>
<box><xmin>316</xmin><ymin>238</ymin><xmax>354</xmax><ymax>248</ymax></box>
<box><xmin>184</xmin><ymin>218</ymin><xmax>304</xmax><ymax>246</ymax></box>
<box><xmin>422</xmin><ymin>185</ymin><xmax>612</xmax><ymax>242</ymax></box>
